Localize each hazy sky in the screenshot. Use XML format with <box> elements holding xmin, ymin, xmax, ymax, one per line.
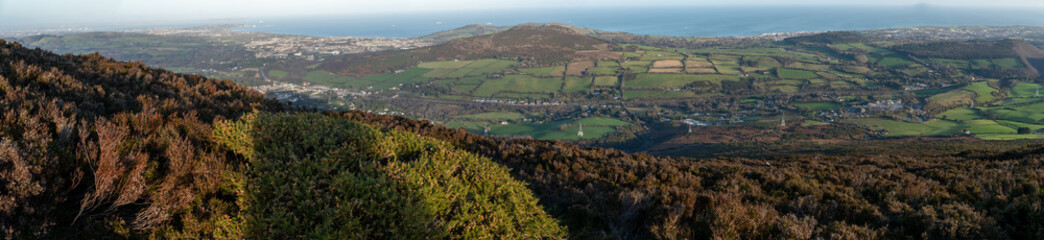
<box><xmin>2</xmin><ymin>0</ymin><xmax>1043</xmax><ymax>28</ymax></box>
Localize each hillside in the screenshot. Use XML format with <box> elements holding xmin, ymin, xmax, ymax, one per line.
<box><xmin>320</xmin><ymin>23</ymin><xmax>612</xmax><ymax>76</ymax></box>
<box><xmin>417</xmin><ymin>24</ymin><xmax>512</xmax><ymax>42</ymax></box>
<box><xmin>784</xmin><ymin>31</ymin><xmax>870</xmax><ymax>44</ymax></box>
<box><xmin>893</xmin><ymin>39</ymin><xmax>1026</xmax><ymax>59</ymax></box>
<box><xmin>0</xmin><ymin>40</ymin><xmax>561</xmax><ymax>238</ymax></box>
<box><xmin>4</xmin><ymin>38</ymin><xmax>1044</xmax><ymax>239</ymax></box>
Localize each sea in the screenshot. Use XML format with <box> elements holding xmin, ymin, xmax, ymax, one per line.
<box><xmin>236</xmin><ymin>5</ymin><xmax>1044</xmax><ymax>38</ymax></box>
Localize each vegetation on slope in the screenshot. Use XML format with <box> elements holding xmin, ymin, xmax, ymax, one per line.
<box><xmin>342</xmin><ymin>110</ymin><xmax>1044</xmax><ymax>239</ymax></box>
<box><xmin>205</xmin><ymin>112</ymin><xmax>565</xmax><ymax>239</ymax></box>
<box><xmin>893</xmin><ymin>39</ymin><xmax>1023</xmax><ymax>59</ymax></box>
<box><xmin>0</xmin><ymin>39</ymin><xmax>280</xmax><ymax>237</ymax></box>
<box><xmin>0</xmin><ymin>40</ymin><xmax>562</xmax><ymax>239</ymax></box>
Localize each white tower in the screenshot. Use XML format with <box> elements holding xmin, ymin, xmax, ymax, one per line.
<box><xmin>577</xmin><ymin>123</ymin><xmax>584</xmax><ymax>137</ymax></box>
<box><xmin>780</xmin><ymin>112</ymin><xmax>786</xmax><ymax>127</ymax></box>
<box><xmin>1036</xmin><ymin>88</ymin><xmax>1040</xmax><ymax>97</ymax></box>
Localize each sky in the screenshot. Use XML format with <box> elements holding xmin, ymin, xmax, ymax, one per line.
<box><xmin>2</xmin><ymin>0</ymin><xmax>1043</xmax><ymax>29</ymax></box>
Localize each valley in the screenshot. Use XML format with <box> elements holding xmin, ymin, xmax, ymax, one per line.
<box><xmin>5</xmin><ymin>21</ymin><xmax>1044</xmax><ymax>239</ymax></box>
<box><xmin>9</xmin><ymin>23</ymin><xmax>1044</xmax><ymax>158</ymax></box>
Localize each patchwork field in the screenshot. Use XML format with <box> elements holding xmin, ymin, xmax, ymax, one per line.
<box><xmin>473</xmin><ymin>75</ymin><xmax>562</xmax><ymax>97</ymax></box>
<box><xmin>418</xmin><ymin>59</ymin><xmax>516</xmax><ymax>78</ymax></box>
<box><xmin>778</xmin><ymin>69</ymin><xmax>820</xmax><ymax>79</ymax></box>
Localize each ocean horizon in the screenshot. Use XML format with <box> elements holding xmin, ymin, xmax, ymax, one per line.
<box><xmin>234</xmin><ymin>5</ymin><xmax>1044</xmax><ymax>38</ymax></box>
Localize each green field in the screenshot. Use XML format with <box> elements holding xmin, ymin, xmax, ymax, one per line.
<box><xmin>562</xmin><ymin>77</ymin><xmax>592</xmax><ymax>93</ymax></box>
<box><xmin>578</xmin><ymin>117</ymin><xmax>631</xmax><ymax>126</ymax></box>
<box><xmin>793</xmin><ymin>102</ymin><xmax>841</xmax><ymax>110</ymax></box>
<box><xmin>937</xmin><ymin>107</ymin><xmax>981</xmax><ymax>121</ymax></box>
<box><xmin>594</xmin><ymin>76</ymin><xmax>619</xmax><ymax>87</ymax></box>
<box><xmin>877</xmin><ymin>56</ymin><xmax>912</xmax><ymax>67</ymax></box>
<box><xmin>987</xmin><ymin>102</ymin><xmax>1044</xmax><ymax>124</ymax></box>
<box><xmin>490</xmin><ymin>118</ymin><xmax>625</xmax><ymax>140</ymax></box>
<box><xmin>1010</xmin><ymin>82</ymin><xmax>1042</xmax><ymax>98</ymax></box>
<box><xmin>303</xmin><ymin>70</ymin><xmax>369</xmax><ymax>88</ymax></box>
<box><xmin>622</xmin><ymin>90</ymin><xmax>698</xmax><ymax>99</ymax></box>
<box><xmin>778</xmin><ymin>69</ymin><xmax>819</xmax><ymax>79</ymax></box>
<box><xmin>849</xmin><ymin>118</ymin><xmax>962</xmax><ymax>136</ymax></box>
<box><xmin>417</xmin><ymin>59</ymin><xmax>514</xmax><ymax>78</ymax></box>
<box><xmin>494</xmin><ymin>92</ymin><xmax>552</xmax><ymax>99</ymax></box>
<box><xmin>473</xmin><ymin>75</ymin><xmax>561</xmax><ymax>97</ymax></box>
<box><xmin>451</xmin><ymin>84</ymin><xmax>479</xmax><ymax>94</ymax></box>
<box><xmin>586</xmin><ymin>66</ymin><xmax>619</xmax><ymax>75</ymax></box>
<box><xmin>454</xmin><ymin>112</ymin><xmax>525</xmax><ymax>121</ymax></box>
<box><xmin>927</xmin><ymin>89</ymin><xmax>975</xmax><ymax>110</ymax></box>
<box><xmin>963</xmin><ymin>82</ymin><xmax>999</xmax><ymax>103</ymax></box>
<box><xmin>629</xmin><ymin>74</ymin><xmax>737</xmax><ymax>89</ymax></box>
<box><xmin>267</xmin><ymin>69</ymin><xmax>289</xmax><ymax>79</ymax></box>
<box><xmin>467</xmin><ymin>59</ymin><xmax>516</xmax><ymax>75</ymax></box>
<box><xmin>519</xmin><ymin>66</ymin><xmax>560</xmax><ymax>77</ymax></box>
<box><xmin>998</xmin><ymin>120</ymin><xmax>1044</xmax><ymax>131</ymax></box>
<box><xmin>362</xmin><ymin>68</ymin><xmax>432</xmax><ymax>89</ymax></box>
<box><xmin>963</xmin><ymin>119</ymin><xmax>1017</xmax><ymax>134</ymax></box>
<box><xmin>630</xmin><ymin>74</ymin><xmax>697</xmax><ymax>89</ymax></box>
<box><xmin>442</xmin><ymin>121</ymin><xmax>488</xmax><ymax>132</ymax></box>
<box><xmin>418</xmin><ymin>60</ymin><xmax>474</xmax><ymax>69</ymax></box>
<box><xmin>992</xmin><ymin>58</ymin><xmax>1024</xmax><ymax>69</ymax></box>
<box><xmin>976</xmin><ymin>134</ymin><xmax>1044</xmax><ymax>140</ymax></box>
<box><xmin>930</xmin><ymin>59</ymin><xmax>970</xmax><ymax>68</ymax></box>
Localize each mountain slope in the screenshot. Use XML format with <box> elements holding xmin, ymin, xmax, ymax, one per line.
<box><xmin>321</xmin><ymin>24</ymin><xmax>612</xmax><ymax>76</ymax></box>
<box><xmin>0</xmin><ymin>39</ymin><xmax>280</xmax><ymax>237</ymax></box>
<box><xmin>339</xmin><ymin>109</ymin><xmax>1044</xmax><ymax>239</ymax></box>
<box><xmin>4</xmin><ymin>39</ymin><xmax>1044</xmax><ymax>239</ymax></box>
<box><xmin>417</xmin><ymin>24</ymin><xmax>512</xmax><ymax>42</ymax></box>
<box><xmin>0</xmin><ymin>40</ymin><xmax>562</xmax><ymax>238</ymax></box>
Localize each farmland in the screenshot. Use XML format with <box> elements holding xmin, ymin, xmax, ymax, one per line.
<box><xmin>50</xmin><ymin>24</ymin><xmax>1044</xmax><ymax>144</ymax></box>
<box><xmin>491</xmin><ymin>118</ymin><xmax>628</xmax><ymax>140</ymax></box>
<box><xmin>473</xmin><ymin>75</ymin><xmax>561</xmax><ymax>97</ymax></box>
<box><xmin>963</xmin><ymin>82</ymin><xmax>999</xmax><ymax>103</ymax></box>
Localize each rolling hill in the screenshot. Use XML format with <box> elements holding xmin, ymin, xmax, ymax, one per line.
<box><xmin>416</xmin><ymin>24</ymin><xmax>512</xmax><ymax>42</ymax></box>
<box><xmin>321</xmin><ymin>23</ymin><xmax>613</xmax><ymax>76</ymax></box>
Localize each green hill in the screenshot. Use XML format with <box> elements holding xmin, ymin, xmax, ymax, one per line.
<box><xmin>417</xmin><ymin>24</ymin><xmax>512</xmax><ymax>42</ymax></box>
<box><xmin>321</xmin><ymin>24</ymin><xmax>611</xmax><ymax>76</ymax></box>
